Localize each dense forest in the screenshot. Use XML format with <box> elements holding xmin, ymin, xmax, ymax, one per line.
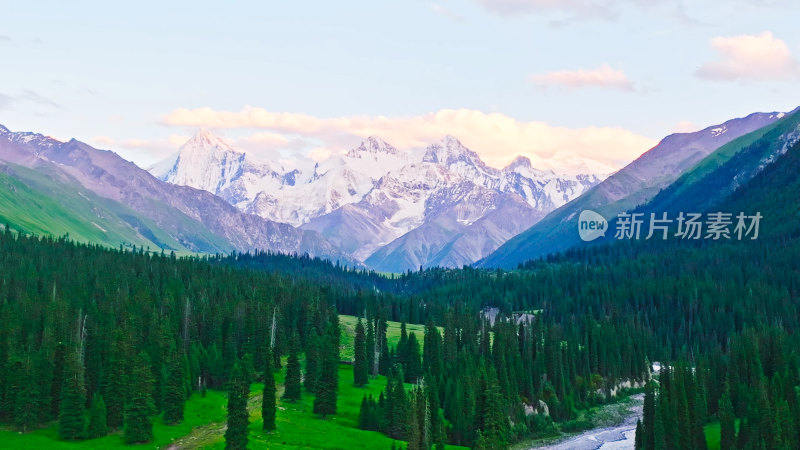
<box><xmin>0</xmin><ymin>141</ymin><xmax>798</xmax><ymax>448</ymax></box>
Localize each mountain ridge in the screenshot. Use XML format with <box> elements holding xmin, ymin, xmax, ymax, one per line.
<box><xmin>154</xmin><ymin>131</ymin><xmax>603</xmax><ymax>270</ymax></box>
<box><xmin>0</xmin><ymin>124</ymin><xmax>354</xmax><ymax>263</ymax></box>
<box><xmin>478</xmin><ymin>109</ymin><xmax>791</xmax><ymax>269</ymax></box>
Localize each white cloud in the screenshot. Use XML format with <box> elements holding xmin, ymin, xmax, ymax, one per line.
<box><xmin>160</xmin><ymin>106</ymin><xmax>656</xmax><ymax>169</ymax></box>
<box><xmin>308</xmin><ymin>147</ymin><xmax>333</xmax><ymax>162</ymax></box>
<box><xmin>696</xmin><ymin>31</ymin><xmax>800</xmax><ymax>81</ymax></box>
<box><xmin>530</xmin><ymin>64</ymin><xmax>635</xmax><ymax>91</ymax></box>
<box><xmin>236</xmin><ymin>132</ymin><xmax>290</xmax><ymax>153</ymax></box>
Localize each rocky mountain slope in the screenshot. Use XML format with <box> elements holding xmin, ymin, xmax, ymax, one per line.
<box><xmin>154</xmin><ymin>133</ymin><xmax>602</xmax><ymax>270</ymax></box>
<box><xmin>0</xmin><ymin>124</ymin><xmax>350</xmax><ymax>262</ymax></box>
<box><xmin>479</xmin><ymin>109</ymin><xmax>794</xmax><ymax>269</ymax></box>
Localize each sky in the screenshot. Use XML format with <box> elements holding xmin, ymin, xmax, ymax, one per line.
<box><xmin>1</xmin><ymin>0</ymin><xmax>798</xmax><ymax>172</ymax></box>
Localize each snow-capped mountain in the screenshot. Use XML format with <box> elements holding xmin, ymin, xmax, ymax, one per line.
<box><xmin>0</xmin><ymin>124</ymin><xmax>352</xmax><ymax>262</ymax></box>
<box><xmin>151</xmin><ymin>131</ymin><xmax>603</xmax><ymax>270</ymax></box>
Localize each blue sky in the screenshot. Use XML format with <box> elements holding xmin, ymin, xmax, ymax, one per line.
<box><xmin>1</xmin><ymin>0</ymin><xmax>798</xmax><ymax>170</ymax></box>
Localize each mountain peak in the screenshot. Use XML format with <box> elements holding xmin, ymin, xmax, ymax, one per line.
<box><xmin>504</xmin><ymin>156</ymin><xmax>532</xmax><ymax>171</ymax></box>
<box><xmin>183</xmin><ymin>128</ymin><xmax>237</xmax><ymax>154</ymax></box>
<box><xmin>442</xmin><ymin>135</ymin><xmax>462</xmax><ymax>147</ymax></box>
<box><xmin>346</xmin><ymin>136</ymin><xmax>398</xmax><ymax>157</ymax></box>
<box><xmin>423</xmin><ymin>135</ymin><xmax>478</xmax><ymax>165</ymax></box>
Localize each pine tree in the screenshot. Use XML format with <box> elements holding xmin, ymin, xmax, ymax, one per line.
<box><xmin>405</xmin><ymin>333</ymin><xmax>422</xmax><ymax>384</ymax></box>
<box><xmin>366</xmin><ymin>318</ymin><xmax>376</xmax><ymax>377</ymax></box>
<box><xmin>14</xmin><ymin>360</ymin><xmax>39</xmax><ymax>433</ymax></box>
<box><xmin>634</xmin><ymin>419</ymin><xmax>643</xmax><ymax>450</ymax></box>
<box><xmin>397</xmin><ymin>322</ymin><xmax>409</xmax><ymax>370</ymax></box>
<box><xmin>304</xmin><ymin>328</ymin><xmax>320</xmax><ymax>393</ymax></box>
<box><xmin>225</xmin><ymin>362</ymin><xmax>249</xmax><ymax>450</ymax></box>
<box><xmin>58</xmin><ymin>354</ymin><xmax>85</xmax><ymax>440</ymax></box>
<box><xmin>693</xmin><ymin>380</ymin><xmax>709</xmax><ymax>450</ymax></box>
<box><xmin>104</xmin><ymin>332</ymin><xmax>128</xmax><ymax>429</ymax></box>
<box><xmin>314</xmin><ymin>323</ymin><xmax>339</xmax><ymax>417</ymax></box>
<box><xmin>354</xmin><ymin>319</ymin><xmax>369</xmax><ymax>387</ymax></box>
<box><xmin>474</xmin><ymin>430</ymin><xmax>487</xmax><ymax>450</ymax></box>
<box><xmin>50</xmin><ymin>343</ymin><xmax>67</xmax><ymax>419</ymax></box>
<box><xmin>240</xmin><ymin>353</ymin><xmax>255</xmax><ymax>387</ymax></box>
<box><xmin>406</xmin><ymin>395</ymin><xmax>422</xmax><ymax>450</ymax></box>
<box><xmin>358</xmin><ymin>395</ymin><xmax>368</xmax><ymax>428</ymax></box>
<box><xmin>719</xmin><ymin>388</ymin><xmax>736</xmax><ymax>450</ymax></box>
<box><xmin>378</xmin><ymin>319</ymin><xmax>390</xmax><ymax>376</ymax></box>
<box><xmin>162</xmin><ymin>349</ymin><xmax>187</xmax><ymax>425</ymax></box>
<box><xmin>773</xmin><ymin>399</ymin><xmax>796</xmax><ymax>449</ymax></box>
<box><xmin>653</xmin><ymin>388</ymin><xmax>667</xmax><ymax>450</ymax></box>
<box><xmin>482</xmin><ymin>370</ymin><xmax>509</xmax><ymax>450</ymax></box>
<box><xmin>387</xmin><ymin>367</ymin><xmax>408</xmax><ymax>439</ymax></box>
<box><xmin>283</xmin><ymin>350</ymin><xmax>302</xmax><ymax>402</ymax></box>
<box><xmin>642</xmin><ymin>381</ymin><xmax>656</xmax><ymax>450</ymax></box>
<box><xmin>86</xmin><ymin>395</ymin><xmax>108</xmax><ymax>438</ymax></box>
<box><xmin>262</xmin><ymin>348</ymin><xmax>277</xmax><ymax>432</ymax></box>
<box><xmin>124</xmin><ymin>351</ymin><xmax>155</xmax><ymax>444</ymax></box>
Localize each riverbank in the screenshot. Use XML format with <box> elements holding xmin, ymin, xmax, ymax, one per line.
<box><xmin>514</xmin><ymin>393</ymin><xmax>644</xmax><ymax>450</ymax></box>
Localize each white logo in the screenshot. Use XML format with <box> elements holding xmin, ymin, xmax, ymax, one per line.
<box><xmin>578</xmin><ymin>210</ymin><xmax>608</xmax><ymax>242</ymax></box>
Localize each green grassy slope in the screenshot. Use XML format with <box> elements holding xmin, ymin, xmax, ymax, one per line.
<box><xmin>0</xmin><ymin>319</ymin><xmax>465</xmax><ymax>450</ymax></box>
<box><xmin>0</xmin><ymin>390</ymin><xmax>228</xmax><ymax>449</ymax></box>
<box><xmin>339</xmin><ymin>315</ymin><xmax>429</xmax><ymax>362</ymax></box>
<box><xmin>0</xmin><ymin>163</ymin><xmax>230</xmax><ymax>255</ymax></box>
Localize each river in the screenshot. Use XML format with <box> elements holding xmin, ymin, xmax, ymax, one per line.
<box><xmin>532</xmin><ymin>393</ymin><xmax>644</xmax><ymax>450</ymax></box>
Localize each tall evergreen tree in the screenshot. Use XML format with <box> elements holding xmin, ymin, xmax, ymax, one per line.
<box><xmin>642</xmin><ymin>381</ymin><xmax>656</xmax><ymax>450</ymax></box>
<box><xmin>719</xmin><ymin>387</ymin><xmax>736</xmax><ymax>450</ymax></box>
<box><xmin>387</xmin><ymin>367</ymin><xmax>408</xmax><ymax>440</ymax></box>
<box><xmin>162</xmin><ymin>350</ymin><xmax>187</xmax><ymax>425</ymax></box>
<box><xmin>314</xmin><ymin>323</ymin><xmax>339</xmax><ymax>417</ymax></box>
<box><xmin>124</xmin><ymin>351</ymin><xmax>155</xmax><ymax>444</ymax></box>
<box><xmin>262</xmin><ymin>348</ymin><xmax>277</xmax><ymax>432</ymax></box>
<box><xmin>58</xmin><ymin>354</ymin><xmax>85</xmax><ymax>440</ymax></box>
<box><xmin>283</xmin><ymin>350</ymin><xmax>302</xmax><ymax>402</ymax></box>
<box><xmin>304</xmin><ymin>327</ymin><xmax>320</xmax><ymax>393</ymax></box>
<box><xmin>366</xmin><ymin>318</ymin><xmax>376</xmax><ymax>378</ymax></box>
<box><xmin>86</xmin><ymin>395</ymin><xmax>108</xmax><ymax>438</ymax></box>
<box><xmin>692</xmin><ymin>380</ymin><xmax>708</xmax><ymax>450</ymax></box>
<box><xmin>354</xmin><ymin>319</ymin><xmax>369</xmax><ymax>387</ymax></box>
<box><xmin>773</xmin><ymin>399</ymin><xmax>795</xmax><ymax>448</ymax></box>
<box><xmin>225</xmin><ymin>362</ymin><xmax>249</xmax><ymax>450</ymax></box>
<box><xmin>482</xmin><ymin>370</ymin><xmax>509</xmax><ymax>450</ymax></box>
<box><xmin>634</xmin><ymin>419</ymin><xmax>643</xmax><ymax>450</ymax></box>
<box><xmin>104</xmin><ymin>331</ymin><xmax>128</xmax><ymax>429</ymax></box>
<box><xmin>50</xmin><ymin>343</ymin><xmax>67</xmax><ymax>419</ymax></box>
<box><xmin>405</xmin><ymin>333</ymin><xmax>422</xmax><ymax>384</ymax></box>
<box><xmin>14</xmin><ymin>359</ymin><xmax>39</xmax><ymax>433</ymax></box>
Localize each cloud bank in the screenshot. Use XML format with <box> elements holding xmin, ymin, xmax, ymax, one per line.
<box><xmin>696</xmin><ymin>31</ymin><xmax>800</xmax><ymax>81</ymax></box>
<box><xmin>531</xmin><ymin>64</ymin><xmax>634</xmax><ymax>91</ymax></box>
<box><xmin>160</xmin><ymin>106</ymin><xmax>656</xmax><ymax>171</ymax></box>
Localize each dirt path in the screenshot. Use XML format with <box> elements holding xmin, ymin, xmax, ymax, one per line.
<box><xmin>166</xmin><ymin>387</ymin><xmax>276</xmax><ymax>449</ymax></box>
